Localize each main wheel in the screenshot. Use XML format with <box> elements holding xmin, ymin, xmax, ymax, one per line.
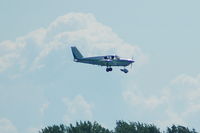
<box><xmin>106</xmin><ymin>68</ymin><xmax>110</xmax><ymax>72</ymax></box>
<box><xmin>109</xmin><ymin>68</ymin><xmax>112</xmax><ymax>71</ymax></box>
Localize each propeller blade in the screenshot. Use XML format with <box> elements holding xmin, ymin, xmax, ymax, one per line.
<box><xmin>131</xmin><ymin>56</ymin><xmax>133</xmax><ymax>69</ymax></box>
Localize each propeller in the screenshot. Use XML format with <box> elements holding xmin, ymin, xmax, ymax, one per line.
<box><xmin>130</xmin><ymin>56</ymin><xmax>134</xmax><ymax>69</ymax></box>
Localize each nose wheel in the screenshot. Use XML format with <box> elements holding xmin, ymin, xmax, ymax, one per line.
<box><xmin>106</xmin><ymin>67</ymin><xmax>112</xmax><ymax>72</ymax></box>
<box><xmin>120</xmin><ymin>68</ymin><xmax>128</xmax><ymax>73</ymax></box>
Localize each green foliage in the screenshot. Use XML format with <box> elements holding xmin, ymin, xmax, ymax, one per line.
<box><xmin>39</xmin><ymin>121</ymin><xmax>198</xmax><ymax>133</ymax></box>
<box><xmin>166</xmin><ymin>125</ymin><xmax>198</xmax><ymax>133</ymax></box>
<box><xmin>39</xmin><ymin>124</ymin><xmax>66</xmax><ymax>133</ymax></box>
<box><xmin>66</xmin><ymin>121</ymin><xmax>110</xmax><ymax>133</ymax></box>
<box><xmin>115</xmin><ymin>121</ymin><xmax>160</xmax><ymax>133</ymax></box>
<box><xmin>39</xmin><ymin>121</ymin><xmax>111</xmax><ymax>133</ymax></box>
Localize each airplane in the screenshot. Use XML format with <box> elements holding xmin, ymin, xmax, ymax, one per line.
<box><xmin>71</xmin><ymin>46</ymin><xmax>134</xmax><ymax>73</ymax></box>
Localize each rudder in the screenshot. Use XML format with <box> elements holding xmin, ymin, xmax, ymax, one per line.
<box><xmin>71</xmin><ymin>46</ymin><xmax>83</xmax><ymax>60</ymax></box>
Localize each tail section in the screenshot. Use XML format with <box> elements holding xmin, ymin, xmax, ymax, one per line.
<box><xmin>71</xmin><ymin>46</ymin><xmax>83</xmax><ymax>60</ymax></box>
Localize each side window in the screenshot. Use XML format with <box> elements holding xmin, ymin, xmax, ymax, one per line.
<box><xmin>104</xmin><ymin>56</ymin><xmax>116</xmax><ymax>60</ymax></box>
<box><xmin>115</xmin><ymin>56</ymin><xmax>120</xmax><ymax>60</ymax></box>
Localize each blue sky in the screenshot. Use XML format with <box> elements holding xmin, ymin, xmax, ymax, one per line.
<box><xmin>1</xmin><ymin>0</ymin><xmax>200</xmax><ymax>133</ymax></box>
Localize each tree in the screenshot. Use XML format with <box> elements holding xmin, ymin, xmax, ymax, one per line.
<box><xmin>39</xmin><ymin>124</ymin><xmax>66</xmax><ymax>133</ymax></box>
<box><xmin>39</xmin><ymin>121</ymin><xmax>198</xmax><ymax>133</ymax></box>
<box><xmin>166</xmin><ymin>125</ymin><xmax>198</xmax><ymax>133</ymax></box>
<box><xmin>115</xmin><ymin>121</ymin><xmax>160</xmax><ymax>133</ymax></box>
<box><xmin>39</xmin><ymin>121</ymin><xmax>111</xmax><ymax>133</ymax></box>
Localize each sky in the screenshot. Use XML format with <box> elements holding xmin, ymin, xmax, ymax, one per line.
<box><xmin>0</xmin><ymin>0</ymin><xmax>200</xmax><ymax>133</ymax></box>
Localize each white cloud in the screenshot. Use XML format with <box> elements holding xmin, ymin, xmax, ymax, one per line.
<box><xmin>0</xmin><ymin>118</ymin><xmax>18</xmax><ymax>133</ymax></box>
<box><xmin>123</xmin><ymin>73</ymin><xmax>200</xmax><ymax>130</ymax></box>
<box><xmin>155</xmin><ymin>110</ymin><xmax>187</xmax><ymax>130</ymax></box>
<box><xmin>27</xmin><ymin>127</ymin><xmax>40</xmax><ymax>133</ymax></box>
<box><xmin>123</xmin><ymin>86</ymin><xmax>167</xmax><ymax>110</ymax></box>
<box><xmin>171</xmin><ymin>74</ymin><xmax>200</xmax><ymax>87</ymax></box>
<box><xmin>0</xmin><ymin>12</ymin><xmax>146</xmax><ymax>73</ymax></box>
<box><xmin>170</xmin><ymin>74</ymin><xmax>200</xmax><ymax>115</ymax></box>
<box><xmin>39</xmin><ymin>102</ymin><xmax>50</xmax><ymax>115</ymax></box>
<box><xmin>62</xmin><ymin>95</ymin><xmax>93</xmax><ymax>123</ymax></box>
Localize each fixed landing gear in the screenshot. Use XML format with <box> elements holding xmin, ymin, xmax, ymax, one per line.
<box><xmin>120</xmin><ymin>68</ymin><xmax>128</xmax><ymax>73</ymax></box>
<box><xmin>105</xmin><ymin>67</ymin><xmax>129</xmax><ymax>73</ymax></box>
<box><xmin>106</xmin><ymin>67</ymin><xmax>112</xmax><ymax>72</ymax></box>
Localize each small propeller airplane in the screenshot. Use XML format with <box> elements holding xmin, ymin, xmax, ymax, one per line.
<box><xmin>71</xmin><ymin>46</ymin><xmax>134</xmax><ymax>73</ymax></box>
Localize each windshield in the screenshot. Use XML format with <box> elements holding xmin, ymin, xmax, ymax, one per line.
<box><xmin>115</xmin><ymin>55</ymin><xmax>120</xmax><ymax>60</ymax></box>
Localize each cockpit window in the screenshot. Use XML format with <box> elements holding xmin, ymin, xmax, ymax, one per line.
<box><xmin>104</xmin><ymin>55</ymin><xmax>120</xmax><ymax>60</ymax></box>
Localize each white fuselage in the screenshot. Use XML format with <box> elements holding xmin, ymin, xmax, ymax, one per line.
<box><xmin>71</xmin><ymin>46</ymin><xmax>134</xmax><ymax>73</ymax></box>
<box><xmin>75</xmin><ymin>56</ymin><xmax>134</xmax><ymax>67</ymax></box>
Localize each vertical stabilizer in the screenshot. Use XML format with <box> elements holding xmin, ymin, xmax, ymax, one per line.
<box><xmin>71</xmin><ymin>46</ymin><xmax>83</xmax><ymax>60</ymax></box>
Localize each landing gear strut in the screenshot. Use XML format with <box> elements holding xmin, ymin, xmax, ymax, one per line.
<box><xmin>106</xmin><ymin>67</ymin><xmax>112</xmax><ymax>72</ymax></box>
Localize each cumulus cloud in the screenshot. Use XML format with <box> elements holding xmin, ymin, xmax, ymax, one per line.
<box><xmin>0</xmin><ymin>118</ymin><xmax>18</xmax><ymax>133</ymax></box>
<box><xmin>170</xmin><ymin>74</ymin><xmax>200</xmax><ymax>117</ymax></box>
<box><xmin>122</xmin><ymin>73</ymin><xmax>200</xmax><ymax>129</ymax></box>
<box><xmin>155</xmin><ymin>109</ymin><xmax>186</xmax><ymax>129</ymax></box>
<box><xmin>171</xmin><ymin>74</ymin><xmax>200</xmax><ymax>87</ymax></box>
<box><xmin>39</xmin><ymin>102</ymin><xmax>50</xmax><ymax>115</ymax></box>
<box><xmin>62</xmin><ymin>95</ymin><xmax>93</xmax><ymax>123</ymax></box>
<box><xmin>0</xmin><ymin>12</ymin><xmax>146</xmax><ymax>73</ymax></box>
<box><xmin>123</xmin><ymin>87</ymin><xmax>167</xmax><ymax>110</ymax></box>
<box><xmin>27</xmin><ymin>127</ymin><xmax>40</xmax><ymax>133</ymax></box>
